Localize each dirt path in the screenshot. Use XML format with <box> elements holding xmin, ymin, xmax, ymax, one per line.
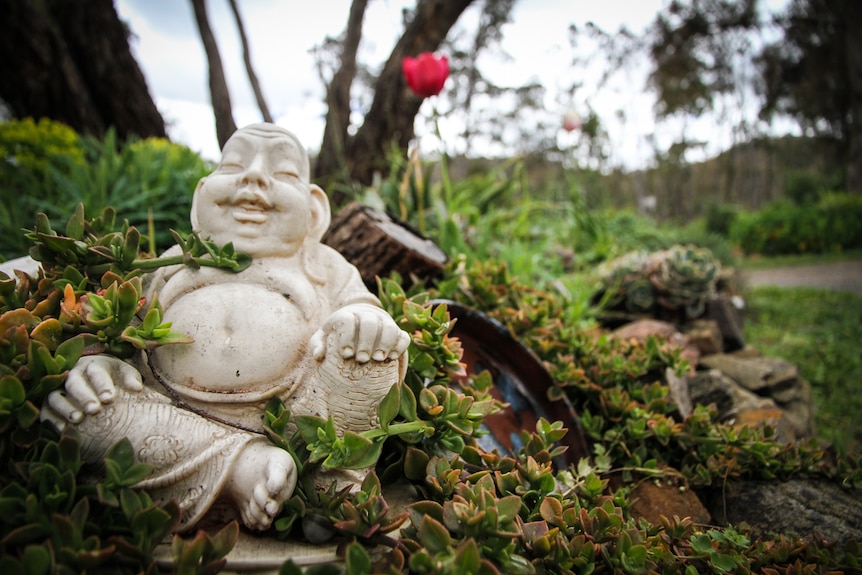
<box><xmin>741</xmin><ymin>259</ymin><xmax>862</xmax><ymax>295</ymax></box>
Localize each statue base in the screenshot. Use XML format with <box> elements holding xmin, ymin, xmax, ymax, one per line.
<box><xmin>153</xmin><ymin>482</ymin><xmax>416</xmax><ymax>573</ymax></box>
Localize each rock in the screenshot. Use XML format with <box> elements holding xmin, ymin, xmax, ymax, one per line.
<box><xmin>777</xmin><ymin>379</ymin><xmax>816</xmax><ymax>438</ymax></box>
<box><xmin>706</xmin><ymin>479</ymin><xmax>862</xmax><ymax>545</ymax></box>
<box><xmin>684</xmin><ymin>319</ymin><xmax>724</xmax><ymax>356</ymax></box>
<box><xmin>610</xmin><ymin>319</ymin><xmax>700</xmax><ymax>372</ymax></box>
<box><xmin>611</xmin><ymin>318</ymin><xmax>678</xmax><ymax>341</ymax></box>
<box><xmin>731</xmin><ymin>346</ymin><xmax>764</xmax><ymax>360</ymax></box>
<box><xmin>705</xmin><ymin>293</ymin><xmax>746</xmax><ymax>351</ymax></box>
<box><xmin>699</xmin><ymin>354</ymin><xmax>798</xmax><ymax>394</ymax></box>
<box><xmin>688</xmin><ymin>369</ymin><xmax>776</xmax><ymax>420</ymax></box>
<box><xmin>697</xmin><ymin>353</ymin><xmax>815</xmax><ymax>438</ymax></box>
<box><xmin>665</xmin><ymin>367</ymin><xmax>693</xmax><ymax>419</ymax></box>
<box><xmin>729</xmin><ymin>408</ymin><xmax>797</xmax><ymax>443</ymax></box>
<box><xmin>628</xmin><ymin>478</ymin><xmax>711</xmax><ymax>526</ymax></box>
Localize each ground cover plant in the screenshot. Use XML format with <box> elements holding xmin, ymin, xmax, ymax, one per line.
<box><xmin>1</xmin><ymin>122</ymin><xmax>861</xmax><ymax>573</ymax></box>
<box><xmin>2</xmin><ymin>207</ymin><xmax>859</xmax><ymax>573</ymax></box>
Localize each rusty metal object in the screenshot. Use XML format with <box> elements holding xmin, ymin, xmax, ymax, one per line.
<box><xmin>436</xmin><ymin>300</ymin><xmax>591</xmax><ymax>468</ymax></box>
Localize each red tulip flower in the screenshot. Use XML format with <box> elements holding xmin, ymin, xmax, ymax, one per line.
<box><xmin>402</xmin><ymin>52</ymin><xmax>449</xmax><ymax>98</ymax></box>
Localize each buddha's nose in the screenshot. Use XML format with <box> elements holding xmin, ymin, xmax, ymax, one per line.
<box><xmin>241</xmin><ymin>156</ymin><xmax>268</xmax><ymax>189</ymax></box>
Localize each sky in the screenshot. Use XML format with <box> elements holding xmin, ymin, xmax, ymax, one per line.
<box><xmin>114</xmin><ymin>0</ymin><xmax>792</xmax><ymax>171</ymax></box>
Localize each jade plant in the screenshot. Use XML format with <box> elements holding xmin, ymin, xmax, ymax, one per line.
<box><xmin>0</xmin><ymin>204</ymin><xmax>249</xmax><ymax>573</ymax></box>
<box><xmin>2</xmin><ymin>205</ymin><xmax>861</xmax><ymax>574</ymax></box>
<box><xmin>275</xmin><ymin>265</ymin><xmax>858</xmax><ymax>574</ymax></box>
<box><xmin>261</xmin><ymin>278</ymin><xmax>505</xmax><ymax>549</ymax></box>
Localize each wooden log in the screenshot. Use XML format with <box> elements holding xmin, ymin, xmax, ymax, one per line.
<box><xmin>323</xmin><ymin>202</ymin><xmax>448</xmax><ymax>289</ymax></box>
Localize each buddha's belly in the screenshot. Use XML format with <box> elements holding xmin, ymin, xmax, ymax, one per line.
<box><xmin>150</xmin><ymin>283</ymin><xmax>311</xmax><ymax>395</ymax></box>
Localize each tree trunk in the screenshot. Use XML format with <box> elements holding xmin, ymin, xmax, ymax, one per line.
<box><xmin>845</xmin><ymin>0</ymin><xmax>862</xmax><ymax>194</ymax></box>
<box><xmin>191</xmin><ymin>0</ymin><xmax>237</xmax><ymax>149</ymax></box>
<box><xmin>0</xmin><ymin>0</ymin><xmax>165</xmax><ymax>140</ymax></box>
<box><xmin>315</xmin><ymin>0</ymin><xmax>370</xmax><ymax>195</ymax></box>
<box><xmin>227</xmin><ymin>0</ymin><xmax>273</xmax><ymax>123</ymax></box>
<box><xmin>315</xmin><ymin>0</ymin><xmax>475</xmax><ymax>192</ymax></box>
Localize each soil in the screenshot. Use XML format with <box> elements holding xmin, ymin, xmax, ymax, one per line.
<box><xmin>741</xmin><ymin>259</ymin><xmax>862</xmax><ymax>295</ymax></box>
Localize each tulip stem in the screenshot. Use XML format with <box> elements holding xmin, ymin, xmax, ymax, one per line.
<box><xmin>430</xmin><ymin>103</ymin><xmax>458</xmax><ymax>251</ymax></box>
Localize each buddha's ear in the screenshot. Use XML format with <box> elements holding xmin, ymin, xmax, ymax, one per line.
<box><xmin>307</xmin><ymin>184</ymin><xmax>332</xmax><ymax>242</ymax></box>
<box><xmin>189</xmin><ymin>177</ymin><xmax>207</xmax><ymax>231</ymax></box>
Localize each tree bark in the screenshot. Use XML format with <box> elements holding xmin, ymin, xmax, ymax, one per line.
<box><xmin>315</xmin><ymin>0</ymin><xmax>475</xmax><ymax>191</ymax></box>
<box><xmin>845</xmin><ymin>0</ymin><xmax>862</xmax><ymax>194</ymax></box>
<box><xmin>190</xmin><ymin>0</ymin><xmax>237</xmax><ymax>149</ymax></box>
<box><xmin>315</xmin><ymin>0</ymin><xmax>370</xmax><ymax>192</ymax></box>
<box><xmin>322</xmin><ymin>201</ymin><xmax>448</xmax><ymax>289</ymax></box>
<box><xmin>0</xmin><ymin>0</ymin><xmax>165</xmax><ymax>140</ymax></box>
<box><xmin>227</xmin><ymin>0</ymin><xmax>273</xmax><ymax>123</ymax></box>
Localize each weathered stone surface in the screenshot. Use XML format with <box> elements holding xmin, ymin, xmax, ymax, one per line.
<box><xmin>611</xmin><ymin>319</ymin><xmax>700</xmax><ymax>372</ymax></box>
<box><xmin>688</xmin><ymin>369</ymin><xmax>776</xmax><ymax>419</ymax></box>
<box><xmin>729</xmin><ymin>408</ymin><xmax>797</xmax><ymax>443</ymax></box>
<box><xmin>730</xmin><ymin>345</ymin><xmax>765</xmax><ymax>360</ymax></box>
<box><xmin>699</xmin><ymin>354</ymin><xmax>799</xmax><ymax>394</ymax></box>
<box><xmin>611</xmin><ymin>318</ymin><xmax>678</xmax><ymax>341</ymax></box>
<box><xmin>684</xmin><ymin>319</ymin><xmax>724</xmax><ymax>356</ymax></box>
<box><xmin>705</xmin><ymin>293</ymin><xmax>746</xmax><ymax>351</ymax></box>
<box><xmin>696</xmin><ymin>353</ymin><xmax>814</xmax><ymax>438</ymax></box>
<box><xmin>628</xmin><ymin>478</ymin><xmax>711</xmax><ymax>526</ymax></box>
<box><xmin>665</xmin><ymin>367</ymin><xmax>693</xmax><ymax>419</ymax></box>
<box><xmin>706</xmin><ymin>479</ymin><xmax>862</xmax><ymax>544</ymax></box>
<box><xmin>779</xmin><ymin>380</ymin><xmax>816</xmax><ymax>438</ymax></box>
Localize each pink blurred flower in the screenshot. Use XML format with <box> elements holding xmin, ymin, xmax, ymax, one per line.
<box><xmin>563</xmin><ymin>110</ymin><xmax>582</xmax><ymax>132</ymax></box>
<box><xmin>402</xmin><ymin>53</ymin><xmax>449</xmax><ymax>98</ymax></box>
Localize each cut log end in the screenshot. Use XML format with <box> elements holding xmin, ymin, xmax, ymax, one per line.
<box><xmin>323</xmin><ymin>202</ymin><xmax>448</xmax><ymax>289</ymax></box>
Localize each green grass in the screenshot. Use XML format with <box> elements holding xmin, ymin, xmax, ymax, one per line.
<box><xmin>736</xmin><ymin>249</ymin><xmax>862</xmax><ymax>270</ymax></box>
<box><xmin>742</xmin><ymin>284</ymin><xmax>862</xmax><ymax>455</ymax></box>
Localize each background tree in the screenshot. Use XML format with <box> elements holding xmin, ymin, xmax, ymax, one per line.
<box><xmin>228</xmin><ymin>0</ymin><xmax>273</xmax><ymax>124</ymax></box>
<box><xmin>315</xmin><ymin>0</ymin><xmax>370</xmax><ymax>190</ymax></box>
<box><xmin>315</xmin><ymin>0</ymin><xmax>476</xmax><ymax>189</ymax></box>
<box><xmin>757</xmin><ymin>0</ymin><xmax>862</xmax><ymax>194</ymax></box>
<box><xmin>190</xmin><ymin>0</ymin><xmax>237</xmax><ymax>149</ymax></box>
<box><xmin>0</xmin><ymin>0</ymin><xmax>165</xmax><ymax>141</ymax></box>
<box><xmin>570</xmin><ymin>0</ymin><xmax>861</xmax><ymax>219</ymax></box>
<box><xmin>448</xmin><ymin>0</ymin><xmax>517</xmax><ymax>157</ymax></box>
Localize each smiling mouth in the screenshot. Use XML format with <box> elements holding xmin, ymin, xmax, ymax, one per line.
<box><xmin>229</xmin><ymin>201</ymin><xmax>270</xmax><ymax>224</ymax></box>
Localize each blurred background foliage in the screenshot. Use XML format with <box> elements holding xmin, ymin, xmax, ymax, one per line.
<box><xmin>0</xmin><ymin>118</ymin><xmax>212</xmax><ymax>261</ymax></box>
<box><xmin>2</xmin><ymin>116</ymin><xmax>861</xmax><ymax>456</ymax></box>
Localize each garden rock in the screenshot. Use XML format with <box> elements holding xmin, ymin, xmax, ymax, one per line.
<box><xmin>703</xmin><ymin>293</ymin><xmax>746</xmax><ymax>351</ymax></box>
<box><xmin>610</xmin><ymin>319</ymin><xmax>701</xmax><ymax>372</ymax></box>
<box><xmin>683</xmin><ymin>319</ymin><xmax>724</xmax><ymax>356</ymax></box>
<box><xmin>705</xmin><ymin>479</ymin><xmax>862</xmax><ymax>545</ymax></box>
<box><xmin>688</xmin><ymin>369</ymin><xmax>778</xmax><ymax>420</ymax></box>
<box><xmin>627</xmin><ymin>478</ymin><xmax>711</xmax><ymax>527</ymax></box>
<box><xmin>699</xmin><ymin>352</ymin><xmax>814</xmax><ymax>438</ymax></box>
<box><xmin>699</xmin><ymin>353</ymin><xmax>799</xmax><ymax>394</ymax></box>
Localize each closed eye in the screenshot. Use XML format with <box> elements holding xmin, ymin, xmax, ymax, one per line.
<box><xmin>219</xmin><ymin>162</ymin><xmax>244</xmax><ymax>174</ymax></box>
<box><xmin>273</xmin><ymin>171</ymin><xmax>300</xmax><ymax>182</ymax></box>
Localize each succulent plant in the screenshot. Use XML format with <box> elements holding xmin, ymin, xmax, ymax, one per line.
<box><xmin>594</xmin><ymin>244</ymin><xmax>721</xmax><ymax>319</ymax></box>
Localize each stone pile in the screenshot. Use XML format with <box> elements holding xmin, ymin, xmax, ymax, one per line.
<box><xmin>608</xmin><ymin>306</ymin><xmax>861</xmax><ymax>545</ymax></box>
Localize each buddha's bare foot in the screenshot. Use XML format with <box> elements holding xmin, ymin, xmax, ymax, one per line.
<box><xmin>227</xmin><ymin>440</ymin><xmax>297</xmax><ymax>531</ymax></box>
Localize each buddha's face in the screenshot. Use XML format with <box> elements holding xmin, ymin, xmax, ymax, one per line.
<box><xmin>191</xmin><ymin>125</ymin><xmax>327</xmax><ymax>258</ymax></box>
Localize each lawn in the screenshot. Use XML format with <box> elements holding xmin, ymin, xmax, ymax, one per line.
<box><xmin>742</xmin><ymin>283</ymin><xmax>862</xmax><ymax>455</ymax></box>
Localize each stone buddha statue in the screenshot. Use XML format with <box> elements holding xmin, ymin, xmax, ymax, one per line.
<box><xmin>41</xmin><ymin>123</ymin><xmax>410</xmax><ymax>533</ymax></box>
